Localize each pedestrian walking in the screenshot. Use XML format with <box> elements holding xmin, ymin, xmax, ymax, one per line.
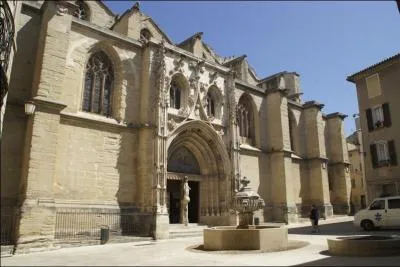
<box><xmin>309</xmin><ymin>204</ymin><xmax>320</xmax><ymax>233</ymax></box>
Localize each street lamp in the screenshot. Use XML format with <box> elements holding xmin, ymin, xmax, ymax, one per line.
<box><xmin>24</xmin><ymin>100</ymin><xmax>36</xmax><ymax>115</ymax></box>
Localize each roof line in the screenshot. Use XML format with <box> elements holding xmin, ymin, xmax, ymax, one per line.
<box><xmin>176</xmin><ymin>32</ymin><xmax>203</xmax><ymax>47</ymax></box>
<box><xmin>347</xmin><ymin>53</ymin><xmax>400</xmax><ymax>82</ymax></box>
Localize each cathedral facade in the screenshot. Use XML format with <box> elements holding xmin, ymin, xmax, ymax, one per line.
<box><xmin>1</xmin><ymin>1</ymin><xmax>351</xmax><ymax>252</ymax></box>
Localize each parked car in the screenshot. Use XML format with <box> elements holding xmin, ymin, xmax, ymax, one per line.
<box><xmin>353</xmin><ymin>196</ymin><xmax>400</xmax><ymax>231</ymax></box>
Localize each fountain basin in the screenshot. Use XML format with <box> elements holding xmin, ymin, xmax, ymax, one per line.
<box><xmin>327</xmin><ymin>235</ymin><xmax>400</xmax><ymax>256</ymax></box>
<box><xmin>203</xmin><ymin>226</ymin><xmax>288</xmax><ymax>251</ymax></box>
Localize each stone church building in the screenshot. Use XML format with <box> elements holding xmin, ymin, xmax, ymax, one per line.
<box><xmin>1</xmin><ymin>1</ymin><xmax>351</xmax><ymax>252</ymax></box>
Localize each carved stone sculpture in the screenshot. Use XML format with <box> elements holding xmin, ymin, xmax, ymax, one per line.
<box><xmin>181</xmin><ymin>176</ymin><xmax>191</xmax><ymax>226</ymax></box>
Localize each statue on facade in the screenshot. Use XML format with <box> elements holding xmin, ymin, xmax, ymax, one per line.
<box><xmin>181</xmin><ymin>176</ymin><xmax>191</xmax><ymax>226</ymax></box>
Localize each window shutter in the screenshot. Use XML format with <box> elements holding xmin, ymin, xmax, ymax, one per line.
<box><xmin>366</xmin><ymin>108</ymin><xmax>373</xmax><ymax>132</ymax></box>
<box><xmin>370</xmin><ymin>144</ymin><xmax>378</xmax><ymax>168</ymax></box>
<box><xmin>382</xmin><ymin>103</ymin><xmax>391</xmax><ymax>127</ymax></box>
<box><xmin>388</xmin><ymin>140</ymin><xmax>397</xmax><ymax>166</ymax></box>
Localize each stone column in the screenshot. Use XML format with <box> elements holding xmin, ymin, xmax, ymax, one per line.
<box><xmin>227</xmin><ymin>70</ymin><xmax>240</xmax><ymax>225</ymax></box>
<box><xmin>265</xmin><ymin>88</ymin><xmax>298</xmax><ymax>223</ymax></box>
<box><xmin>151</xmin><ymin>41</ymin><xmax>169</xmax><ymax>239</ymax></box>
<box><xmin>136</xmin><ymin>41</ymin><xmax>157</xmax><ymax>235</ymax></box>
<box><xmin>325</xmin><ymin>112</ymin><xmax>351</xmax><ymax>214</ymax></box>
<box><xmin>302</xmin><ymin>101</ymin><xmax>333</xmax><ymax>218</ymax></box>
<box><xmin>15</xmin><ymin>1</ymin><xmax>72</xmax><ymax>253</ymax></box>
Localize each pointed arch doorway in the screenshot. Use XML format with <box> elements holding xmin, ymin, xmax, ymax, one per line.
<box><xmin>167</xmin><ymin>146</ymin><xmax>201</xmax><ymax>224</ymax></box>
<box><xmin>166</xmin><ymin>121</ymin><xmax>231</xmax><ymax>226</ymax></box>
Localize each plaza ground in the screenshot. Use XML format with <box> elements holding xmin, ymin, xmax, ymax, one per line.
<box><xmin>2</xmin><ymin>216</ymin><xmax>400</xmax><ymax>266</ymax></box>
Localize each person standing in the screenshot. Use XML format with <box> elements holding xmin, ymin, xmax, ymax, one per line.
<box><xmin>309</xmin><ymin>204</ymin><xmax>320</xmax><ymax>233</ymax></box>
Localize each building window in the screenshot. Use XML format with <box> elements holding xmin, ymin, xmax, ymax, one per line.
<box><xmin>73</xmin><ymin>0</ymin><xmax>89</xmax><ymax>20</ymax></box>
<box><xmin>140</xmin><ymin>28</ymin><xmax>152</xmax><ymax>41</ymax></box>
<box><xmin>366</xmin><ymin>103</ymin><xmax>391</xmax><ymax>131</ymax></box>
<box><xmin>370</xmin><ymin>140</ymin><xmax>397</xmax><ymax>168</ymax></box>
<box><xmin>366</xmin><ymin>73</ymin><xmax>381</xmax><ymax>99</ymax></box>
<box><xmin>169</xmin><ymin>80</ymin><xmax>181</xmax><ymax>109</ymax></box>
<box><xmin>206</xmin><ymin>92</ymin><xmax>215</xmax><ymax>117</ymax></box>
<box><xmin>351</xmin><ymin>179</ymin><xmax>356</xmax><ymax>189</ymax></box>
<box><xmin>82</xmin><ymin>51</ymin><xmax>113</xmax><ymax>117</ymax></box>
<box><xmin>372</xmin><ymin>106</ymin><xmax>384</xmax><ymax>128</ymax></box>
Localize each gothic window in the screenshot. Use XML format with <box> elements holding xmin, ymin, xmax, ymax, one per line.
<box><xmin>73</xmin><ymin>0</ymin><xmax>89</xmax><ymax>20</ymax></box>
<box><xmin>206</xmin><ymin>92</ymin><xmax>215</xmax><ymax>117</ymax></box>
<box><xmin>140</xmin><ymin>28</ymin><xmax>152</xmax><ymax>41</ymax></box>
<box><xmin>288</xmin><ymin>110</ymin><xmax>298</xmax><ymax>153</ymax></box>
<box><xmin>237</xmin><ymin>94</ymin><xmax>254</xmax><ymax>144</ymax></box>
<box><xmin>169</xmin><ymin>80</ymin><xmax>181</xmax><ymax>109</ymax></box>
<box><xmin>82</xmin><ymin>51</ymin><xmax>113</xmax><ymax>117</ymax></box>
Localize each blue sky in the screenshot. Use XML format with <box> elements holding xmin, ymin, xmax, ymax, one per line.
<box><xmin>103</xmin><ymin>1</ymin><xmax>400</xmax><ymax>136</ymax></box>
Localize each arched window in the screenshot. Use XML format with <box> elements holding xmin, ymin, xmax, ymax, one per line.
<box><xmin>237</xmin><ymin>94</ymin><xmax>254</xmax><ymax>144</ymax></box>
<box><xmin>288</xmin><ymin>109</ymin><xmax>299</xmax><ymax>154</ymax></box>
<box><xmin>82</xmin><ymin>51</ymin><xmax>113</xmax><ymax>117</ymax></box>
<box><xmin>206</xmin><ymin>92</ymin><xmax>215</xmax><ymax>117</ymax></box>
<box><xmin>169</xmin><ymin>80</ymin><xmax>181</xmax><ymax>109</ymax></box>
<box><xmin>289</xmin><ymin>113</ymin><xmax>295</xmax><ymax>152</ymax></box>
<box><xmin>73</xmin><ymin>0</ymin><xmax>89</xmax><ymax>20</ymax></box>
<box><xmin>140</xmin><ymin>28</ymin><xmax>152</xmax><ymax>41</ymax></box>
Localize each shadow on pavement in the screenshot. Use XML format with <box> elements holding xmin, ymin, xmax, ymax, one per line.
<box><xmin>294</xmin><ymin>250</ymin><xmax>400</xmax><ymax>266</ymax></box>
<box><xmin>288</xmin><ymin>221</ymin><xmax>398</xmax><ymax>236</ymax></box>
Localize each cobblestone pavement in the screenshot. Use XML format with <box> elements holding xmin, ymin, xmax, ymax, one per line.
<box><xmin>2</xmin><ymin>217</ymin><xmax>400</xmax><ymax>266</ymax></box>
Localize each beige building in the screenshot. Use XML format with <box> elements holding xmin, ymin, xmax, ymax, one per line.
<box><xmin>346</xmin><ymin>117</ymin><xmax>367</xmax><ymax>213</ymax></box>
<box><xmin>1</xmin><ymin>1</ymin><xmax>351</xmax><ymax>253</ymax></box>
<box><xmin>347</xmin><ymin>53</ymin><xmax>400</xmax><ymax>204</ymax></box>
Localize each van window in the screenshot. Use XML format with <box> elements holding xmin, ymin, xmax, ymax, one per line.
<box><xmin>369</xmin><ymin>200</ymin><xmax>385</xmax><ymax>210</ymax></box>
<box><xmin>388</xmin><ymin>199</ymin><xmax>400</xmax><ymax>209</ymax></box>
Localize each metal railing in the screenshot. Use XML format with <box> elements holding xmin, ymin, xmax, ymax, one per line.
<box><xmin>54</xmin><ymin>208</ymin><xmax>137</xmax><ymax>240</ymax></box>
<box><xmin>0</xmin><ymin>207</ymin><xmax>17</xmax><ymax>245</ymax></box>
<box><xmin>0</xmin><ymin>0</ymin><xmax>15</xmax><ymax>73</ymax></box>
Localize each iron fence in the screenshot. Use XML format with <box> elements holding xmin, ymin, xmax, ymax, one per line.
<box><xmin>54</xmin><ymin>208</ymin><xmax>136</xmax><ymax>240</ymax></box>
<box><xmin>1</xmin><ymin>207</ymin><xmax>17</xmax><ymax>245</ymax></box>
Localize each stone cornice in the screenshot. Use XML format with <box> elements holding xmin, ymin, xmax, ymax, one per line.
<box><xmin>265</xmin><ymin>87</ymin><xmax>290</xmax><ymax>96</ymax></box>
<box><xmin>288</xmin><ymin>99</ymin><xmax>304</xmax><ymax>109</ymax></box>
<box><xmin>329</xmin><ymin>161</ymin><xmax>351</xmax><ymax>166</ymax></box>
<box><xmin>71</xmin><ymin>17</ymin><xmax>143</xmax><ymax>49</ymax></box>
<box><xmin>303</xmin><ymin>100</ymin><xmax>325</xmax><ymax>110</ymax></box>
<box><xmin>325</xmin><ymin>112</ymin><xmax>348</xmax><ymax>120</ymax></box>
<box><xmin>60</xmin><ymin>111</ymin><xmax>155</xmax><ymax>132</ymax></box>
<box><xmin>33</xmin><ymin>96</ymin><xmax>67</xmax><ymax>111</ymax></box>
<box><xmin>235</xmin><ymin>79</ymin><xmax>265</xmax><ymax>95</ymax></box>
<box><xmin>161</xmin><ymin>41</ymin><xmax>230</xmax><ymax>74</ymax></box>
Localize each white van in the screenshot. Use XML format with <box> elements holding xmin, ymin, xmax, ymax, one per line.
<box><xmin>353</xmin><ymin>196</ymin><xmax>400</xmax><ymax>231</ymax></box>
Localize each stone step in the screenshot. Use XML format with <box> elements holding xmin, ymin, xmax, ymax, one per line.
<box><xmin>107</xmin><ymin>235</ymin><xmax>153</xmax><ymax>244</ymax></box>
<box><xmin>1</xmin><ymin>245</ymin><xmax>14</xmax><ymax>257</ymax></box>
<box><xmin>168</xmin><ymin>224</ymin><xmax>207</xmax><ymax>239</ymax></box>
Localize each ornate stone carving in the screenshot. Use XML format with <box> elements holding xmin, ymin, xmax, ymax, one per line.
<box><xmin>217</xmin><ymin>129</ymin><xmax>224</xmax><ymax>137</ymax></box>
<box><xmin>209</xmin><ymin>71</ymin><xmax>218</xmax><ymax>83</ymax></box>
<box><xmin>167</xmin><ymin>118</ymin><xmax>177</xmax><ymax>131</ymax></box>
<box><xmin>173</xmin><ymin>56</ymin><xmax>185</xmax><ymax>72</ymax></box>
<box><xmin>188</xmin><ymin>95</ymin><xmax>195</xmax><ymax>108</ymax></box>
<box><xmin>56</xmin><ymin>2</ymin><xmax>69</xmax><ymax>16</ymax></box>
<box><xmin>200</xmin><ymin>82</ymin><xmax>207</xmax><ymax>92</ymax></box>
<box><xmin>178</xmin><ymin>106</ymin><xmax>190</xmax><ymax>117</ymax></box>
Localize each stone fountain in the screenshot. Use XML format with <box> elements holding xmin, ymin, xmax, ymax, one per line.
<box><xmin>203</xmin><ymin>177</ymin><xmax>288</xmax><ymax>251</ymax></box>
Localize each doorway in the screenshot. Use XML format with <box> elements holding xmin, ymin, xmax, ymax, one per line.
<box><xmin>188</xmin><ymin>181</ymin><xmax>199</xmax><ymax>223</ymax></box>
<box><xmin>167</xmin><ymin>179</ymin><xmax>200</xmax><ymax>224</ymax></box>
<box><xmin>167</xmin><ymin>180</ymin><xmax>181</xmax><ymax>224</ymax></box>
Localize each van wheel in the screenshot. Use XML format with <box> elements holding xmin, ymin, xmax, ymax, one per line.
<box><xmin>362</xmin><ymin>220</ymin><xmax>374</xmax><ymax>231</ymax></box>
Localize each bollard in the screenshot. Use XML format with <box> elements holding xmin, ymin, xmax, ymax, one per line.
<box><xmin>254</xmin><ymin>217</ymin><xmax>260</xmax><ymax>226</ymax></box>
<box><xmin>100</xmin><ymin>227</ymin><xmax>109</xmax><ymax>245</ymax></box>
